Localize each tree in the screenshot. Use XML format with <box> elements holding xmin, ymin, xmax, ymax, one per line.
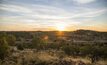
<box><xmin>31</xmin><ymin>36</ymin><xmax>46</xmax><ymax>50</ymax></box>
<box><xmin>0</xmin><ymin>33</ymin><xmax>16</xmax><ymax>46</ymax></box>
<box><xmin>17</xmin><ymin>43</ymin><xmax>24</xmax><ymax>50</ymax></box>
<box><xmin>80</xmin><ymin>45</ymin><xmax>104</xmax><ymax>63</ymax></box>
<box><xmin>62</xmin><ymin>45</ymin><xmax>71</xmax><ymax>55</ymax></box>
<box><xmin>62</xmin><ymin>45</ymin><xmax>79</xmax><ymax>56</ymax></box>
<box><xmin>7</xmin><ymin>35</ymin><xmax>16</xmax><ymax>46</ymax></box>
<box><xmin>0</xmin><ymin>37</ymin><xmax>9</xmax><ymax>61</ymax></box>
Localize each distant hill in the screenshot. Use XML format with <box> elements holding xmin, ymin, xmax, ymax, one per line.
<box><xmin>0</xmin><ymin>29</ymin><xmax>107</xmax><ymax>42</ymax></box>
<box><xmin>68</xmin><ymin>29</ymin><xmax>107</xmax><ymax>42</ymax></box>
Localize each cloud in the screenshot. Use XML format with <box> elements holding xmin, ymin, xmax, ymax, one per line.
<box><xmin>0</xmin><ymin>1</ymin><xmax>107</xmax><ymax>31</ymax></box>
<box><xmin>73</xmin><ymin>0</ymin><xmax>96</xmax><ymax>4</ymax></box>
<box><xmin>1</xmin><ymin>3</ymin><xmax>106</xmax><ymax>20</ymax></box>
<box><xmin>0</xmin><ymin>4</ymin><xmax>32</xmax><ymax>14</ymax></box>
<box><xmin>73</xmin><ymin>8</ymin><xmax>107</xmax><ymax>18</ymax></box>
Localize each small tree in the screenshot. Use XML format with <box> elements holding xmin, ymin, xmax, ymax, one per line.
<box><xmin>80</xmin><ymin>45</ymin><xmax>102</xmax><ymax>63</ymax></box>
<box><xmin>0</xmin><ymin>37</ymin><xmax>9</xmax><ymax>61</ymax></box>
<box><xmin>31</xmin><ymin>36</ymin><xmax>46</xmax><ymax>50</ymax></box>
<box><xmin>62</xmin><ymin>45</ymin><xmax>79</xmax><ymax>56</ymax></box>
<box><xmin>62</xmin><ymin>45</ymin><xmax>71</xmax><ymax>55</ymax></box>
<box><xmin>17</xmin><ymin>43</ymin><xmax>24</xmax><ymax>50</ymax></box>
<box><xmin>7</xmin><ymin>35</ymin><xmax>16</xmax><ymax>46</ymax></box>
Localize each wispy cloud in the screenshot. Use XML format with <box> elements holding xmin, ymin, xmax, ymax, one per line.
<box><xmin>0</xmin><ymin>0</ymin><xmax>107</xmax><ymax>31</ymax></box>
<box><xmin>1</xmin><ymin>3</ymin><xmax>106</xmax><ymax>19</ymax></box>
<box><xmin>73</xmin><ymin>0</ymin><xmax>97</xmax><ymax>4</ymax></box>
<box><xmin>0</xmin><ymin>4</ymin><xmax>32</xmax><ymax>14</ymax></box>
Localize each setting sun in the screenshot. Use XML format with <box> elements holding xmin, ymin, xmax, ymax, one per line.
<box><xmin>55</xmin><ymin>23</ymin><xmax>67</xmax><ymax>31</ymax></box>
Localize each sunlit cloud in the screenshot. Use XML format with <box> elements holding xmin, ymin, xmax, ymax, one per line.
<box><xmin>0</xmin><ymin>0</ymin><xmax>107</xmax><ymax>31</ymax></box>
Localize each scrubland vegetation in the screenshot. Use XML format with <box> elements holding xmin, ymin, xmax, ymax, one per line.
<box><xmin>0</xmin><ymin>30</ymin><xmax>107</xmax><ymax>65</ymax></box>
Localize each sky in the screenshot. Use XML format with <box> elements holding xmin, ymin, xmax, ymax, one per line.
<box><xmin>0</xmin><ymin>0</ymin><xmax>107</xmax><ymax>31</ymax></box>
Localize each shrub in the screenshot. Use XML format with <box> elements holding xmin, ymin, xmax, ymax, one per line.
<box><xmin>0</xmin><ymin>37</ymin><xmax>9</xmax><ymax>60</ymax></box>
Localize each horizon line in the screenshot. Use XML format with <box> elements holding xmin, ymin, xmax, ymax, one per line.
<box><xmin>0</xmin><ymin>29</ymin><xmax>107</xmax><ymax>32</ymax></box>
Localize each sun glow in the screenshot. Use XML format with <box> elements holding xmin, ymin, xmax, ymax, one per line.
<box><xmin>55</xmin><ymin>22</ymin><xmax>67</xmax><ymax>31</ymax></box>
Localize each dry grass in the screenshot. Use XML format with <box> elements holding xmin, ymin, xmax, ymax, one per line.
<box><xmin>0</xmin><ymin>49</ymin><xmax>107</xmax><ymax>65</ymax></box>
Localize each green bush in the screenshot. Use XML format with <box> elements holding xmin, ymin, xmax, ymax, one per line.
<box><xmin>62</xmin><ymin>45</ymin><xmax>79</xmax><ymax>56</ymax></box>
<box><xmin>0</xmin><ymin>37</ymin><xmax>9</xmax><ymax>60</ymax></box>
